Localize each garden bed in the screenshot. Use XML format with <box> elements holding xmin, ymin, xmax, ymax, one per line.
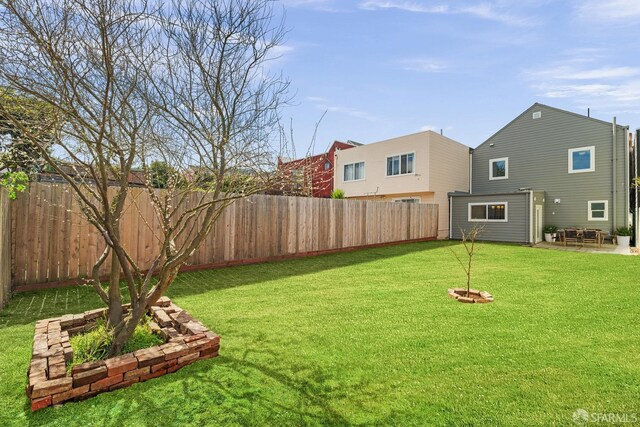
<box><xmin>447</xmin><ymin>288</ymin><xmax>494</xmax><ymax>303</ymax></box>
<box><xmin>26</xmin><ymin>297</ymin><xmax>219</xmax><ymax>411</ymax></box>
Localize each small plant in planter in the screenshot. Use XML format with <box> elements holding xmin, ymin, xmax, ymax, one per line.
<box><xmin>615</xmin><ymin>226</ymin><xmax>633</xmax><ymax>247</ymax></box>
<box><xmin>448</xmin><ymin>225</ymin><xmax>494</xmax><ymax>304</ymax></box>
<box><xmin>543</xmin><ymin>225</ymin><xmax>558</xmax><ymax>243</ymax></box>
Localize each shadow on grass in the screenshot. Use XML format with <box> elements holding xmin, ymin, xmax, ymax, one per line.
<box><xmin>2</xmin><ymin>241</ymin><xmax>454</xmax><ymax>328</ymax></box>
<box><xmin>26</xmin><ymin>352</ymin><xmax>371</xmax><ymax>426</ymax></box>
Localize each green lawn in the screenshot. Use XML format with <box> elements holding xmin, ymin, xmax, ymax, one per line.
<box><xmin>1</xmin><ymin>241</ymin><xmax>639</xmax><ymax>426</ymax></box>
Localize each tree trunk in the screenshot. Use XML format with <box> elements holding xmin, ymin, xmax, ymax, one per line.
<box><xmin>107</xmin><ymin>251</ymin><xmax>123</xmax><ymax>327</ymax></box>
<box><xmin>109</xmin><ymin>303</ymin><xmax>147</xmax><ymax>356</ymax></box>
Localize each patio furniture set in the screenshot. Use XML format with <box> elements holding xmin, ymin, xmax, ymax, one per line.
<box><xmin>556</xmin><ymin>228</ymin><xmax>609</xmax><ymax>248</ymax></box>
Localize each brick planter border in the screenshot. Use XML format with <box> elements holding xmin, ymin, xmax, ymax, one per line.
<box><xmin>447</xmin><ymin>288</ymin><xmax>494</xmax><ymax>304</ymax></box>
<box><xmin>26</xmin><ymin>297</ymin><xmax>219</xmax><ymax>411</ymax></box>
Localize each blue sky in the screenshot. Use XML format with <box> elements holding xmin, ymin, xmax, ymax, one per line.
<box><xmin>272</xmin><ymin>0</ymin><xmax>640</xmax><ymax>155</ymax></box>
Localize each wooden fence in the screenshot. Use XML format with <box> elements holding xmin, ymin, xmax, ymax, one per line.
<box><xmin>11</xmin><ymin>182</ymin><xmax>438</xmax><ymax>288</ymax></box>
<box><xmin>0</xmin><ymin>188</ymin><xmax>10</xmax><ymax>308</ymax></box>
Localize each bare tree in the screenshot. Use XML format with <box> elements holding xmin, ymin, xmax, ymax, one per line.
<box><xmin>450</xmin><ymin>225</ymin><xmax>483</xmax><ymax>297</ymax></box>
<box><xmin>0</xmin><ymin>0</ymin><xmax>289</xmax><ymax>354</ymax></box>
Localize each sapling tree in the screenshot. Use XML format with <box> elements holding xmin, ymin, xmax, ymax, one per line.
<box><xmin>0</xmin><ymin>0</ymin><xmax>290</xmax><ymax>354</ymax></box>
<box><xmin>450</xmin><ymin>225</ymin><xmax>484</xmax><ymax>297</ymax></box>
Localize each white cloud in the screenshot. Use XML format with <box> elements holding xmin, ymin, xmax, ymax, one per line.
<box><xmin>306</xmin><ymin>97</ymin><xmax>378</xmax><ymax>122</ymax></box>
<box><xmin>525</xmin><ymin>50</ymin><xmax>640</xmax><ymax>108</ymax></box>
<box><xmin>534</xmin><ymin>66</ymin><xmax>640</xmax><ymax>80</ymax></box>
<box><xmin>576</xmin><ymin>0</ymin><xmax>640</xmax><ymax>21</ymax></box>
<box><xmin>359</xmin><ymin>1</ymin><xmax>537</xmax><ymax>26</ymax></box>
<box><xmin>400</xmin><ymin>59</ymin><xmax>448</xmax><ymax>72</ymax></box>
<box><xmin>281</xmin><ymin>0</ymin><xmax>343</xmax><ymax>12</ymax></box>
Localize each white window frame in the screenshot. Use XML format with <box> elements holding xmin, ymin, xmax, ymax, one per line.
<box><xmin>489</xmin><ymin>157</ymin><xmax>509</xmax><ymax>180</ymax></box>
<box><xmin>468</xmin><ymin>202</ymin><xmax>509</xmax><ymax>222</ymax></box>
<box><xmin>568</xmin><ymin>146</ymin><xmax>595</xmax><ymax>174</ymax></box>
<box><xmin>343</xmin><ymin>161</ymin><xmax>365</xmax><ymax>182</ymax></box>
<box><xmin>393</xmin><ymin>197</ymin><xmax>421</xmax><ymax>203</ymax></box>
<box><xmin>385</xmin><ymin>152</ymin><xmax>415</xmax><ymax>177</ymax></box>
<box><xmin>587</xmin><ymin>200</ymin><xmax>608</xmax><ymax>221</ymax></box>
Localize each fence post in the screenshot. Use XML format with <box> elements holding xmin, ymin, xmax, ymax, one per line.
<box><xmin>0</xmin><ymin>187</ymin><xmax>11</xmax><ymax>309</ymax></box>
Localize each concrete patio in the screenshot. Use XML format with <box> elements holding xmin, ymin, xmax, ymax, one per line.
<box><xmin>532</xmin><ymin>241</ymin><xmax>638</xmax><ymax>256</ymax></box>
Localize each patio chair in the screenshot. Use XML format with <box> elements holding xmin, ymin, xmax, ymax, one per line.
<box><xmin>582</xmin><ymin>229</ymin><xmax>601</xmax><ymax>248</ymax></box>
<box><xmin>563</xmin><ymin>228</ymin><xmax>581</xmax><ymax>246</ymax></box>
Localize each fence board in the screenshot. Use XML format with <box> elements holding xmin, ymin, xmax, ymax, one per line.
<box><xmin>10</xmin><ymin>183</ymin><xmax>438</xmax><ymax>287</ymax></box>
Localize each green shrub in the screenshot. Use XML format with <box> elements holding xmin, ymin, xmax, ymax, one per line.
<box><xmin>68</xmin><ymin>317</ymin><xmax>163</xmax><ymax>371</ymax></box>
<box><xmin>330</xmin><ymin>189</ymin><xmax>345</xmax><ymax>199</ymax></box>
<box><xmin>615</xmin><ymin>226</ymin><xmax>633</xmax><ymax>237</ymax></box>
<box><xmin>543</xmin><ymin>225</ymin><xmax>558</xmax><ymax>234</ymax></box>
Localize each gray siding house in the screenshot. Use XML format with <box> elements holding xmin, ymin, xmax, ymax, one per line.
<box><xmin>450</xmin><ymin>103</ymin><xmax>631</xmax><ymax>243</ymax></box>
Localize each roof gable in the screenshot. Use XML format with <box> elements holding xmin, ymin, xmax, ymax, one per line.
<box><xmin>475</xmin><ymin>103</ymin><xmax>627</xmax><ymax>151</ymax></box>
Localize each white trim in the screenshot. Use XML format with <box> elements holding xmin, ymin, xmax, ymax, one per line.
<box><xmin>392</xmin><ymin>197</ymin><xmax>421</xmax><ymax>203</ymax></box>
<box><xmin>587</xmin><ymin>200</ymin><xmax>609</xmax><ymax>221</ymax></box>
<box><xmin>385</xmin><ymin>152</ymin><xmax>416</xmax><ymax>177</ymax></box>
<box><xmin>529</xmin><ymin>191</ymin><xmax>534</xmax><ymax>244</ymax></box>
<box><xmin>489</xmin><ymin>157</ymin><xmax>509</xmax><ymax>180</ymax></box>
<box><xmin>343</xmin><ymin>161</ymin><xmax>366</xmax><ymax>182</ymax></box>
<box><xmin>568</xmin><ymin>146</ymin><xmax>595</xmax><ymax>174</ymax></box>
<box><xmin>468</xmin><ymin>202</ymin><xmax>509</xmax><ymax>222</ymax></box>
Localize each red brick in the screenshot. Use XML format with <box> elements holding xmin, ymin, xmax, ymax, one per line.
<box><xmin>60</xmin><ymin>314</ymin><xmax>74</xmax><ymax>328</ymax></box>
<box><xmin>48</xmin><ymin>363</ymin><xmax>67</xmax><ymax>380</ymax></box>
<box><xmin>148</xmin><ymin>321</ymin><xmax>161</xmax><ymax>334</ymax></box>
<box><xmin>167</xmin><ymin>364</ymin><xmax>182</xmax><ymax>374</ymax></box>
<box><xmin>154</xmin><ymin>310</ymin><xmax>173</xmax><ymax>328</ymax></box>
<box><xmin>187</xmin><ymin>338</ymin><xmax>214</xmax><ymax>352</ymax></box>
<box><xmin>105</xmin><ymin>354</ymin><xmax>137</xmax><ymax>376</ymax></box>
<box><xmin>151</xmin><ymin>359</ymin><xmax>177</xmax><ymax>373</ymax></box>
<box><xmin>123</xmin><ymin>366</ymin><xmax>150</xmax><ymax>381</ymax></box>
<box><xmin>71</xmin><ymin>360</ymin><xmax>106</xmax><ymax>375</ymax></box>
<box><xmin>52</xmin><ymin>384</ymin><xmax>90</xmax><ymax>405</ymax></box>
<box><xmin>83</xmin><ymin>308</ymin><xmax>106</xmax><ymax>321</ymax></box>
<box><xmin>161</xmin><ymin>342</ymin><xmax>190</xmax><ymax>360</ymax></box>
<box><xmin>105</xmin><ymin>353</ymin><xmax>138</xmax><ymax>376</ymax></box>
<box><xmin>200</xmin><ymin>345</ymin><xmax>220</xmax><ymax>359</ymax></box>
<box><xmin>110</xmin><ymin>378</ymin><xmax>139</xmax><ymax>391</ymax></box>
<box><xmin>184</xmin><ymin>333</ymin><xmax>205</xmax><ymax>343</ymax></box>
<box><xmin>32</xmin><ymin>377</ymin><xmax>73</xmax><ymax>399</ymax></box>
<box><xmin>47</xmin><ymin>321</ymin><xmax>61</xmax><ymax>332</ymax></box>
<box><xmin>66</xmin><ymin>325</ymin><xmax>86</xmax><ymax>336</ymax></box>
<box><xmin>140</xmin><ymin>369</ymin><xmax>166</xmax><ymax>382</ymax></box>
<box><xmin>73</xmin><ymin>366</ymin><xmax>108</xmax><ymax>388</ymax></box>
<box><xmin>134</xmin><ymin>347</ymin><xmax>165</xmax><ymax>368</ymax></box>
<box><xmin>170</xmin><ymin>311</ymin><xmax>193</xmax><ymax>324</ymax></box>
<box><xmin>177</xmin><ymin>352</ymin><xmax>199</xmax><ymax>366</ymax></box>
<box><xmin>90</xmin><ymin>374</ymin><xmax>123</xmax><ymax>392</ymax></box>
<box><xmin>30</xmin><ymin>396</ymin><xmax>52</xmax><ymax>412</ymax></box>
<box><xmin>63</xmin><ymin>347</ymin><xmax>73</xmax><ymax>363</ymax></box>
<box><xmin>40</xmin><ymin>344</ymin><xmax>64</xmax><ymax>358</ymax></box>
<box><xmin>181</xmin><ymin>320</ymin><xmax>207</xmax><ymax>335</ymax></box>
<box><xmin>160</xmin><ymin>327</ymin><xmax>180</xmax><ymax>341</ymax></box>
<box><xmin>153</xmin><ymin>296</ymin><xmax>171</xmax><ymax>307</ymax></box>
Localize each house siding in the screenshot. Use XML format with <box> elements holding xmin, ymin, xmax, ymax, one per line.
<box><xmin>450</xmin><ymin>192</ymin><xmax>531</xmax><ymax>243</ymax></box>
<box><xmin>334</xmin><ymin>130</ymin><xmax>469</xmax><ymax>239</ymax></box>
<box><xmin>471</xmin><ymin>104</ymin><xmax>628</xmax><ymax>233</ymax></box>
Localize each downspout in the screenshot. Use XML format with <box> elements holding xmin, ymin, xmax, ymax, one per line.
<box><xmin>449</xmin><ymin>195</ymin><xmax>453</xmax><ymax>239</ymax></box>
<box><xmin>469</xmin><ymin>148</ymin><xmax>473</xmax><ymax>194</ymax></box>
<box><xmin>612</xmin><ymin>118</ymin><xmax>617</xmax><ymax>231</ymax></box>
<box><xmin>624</xmin><ymin>126</ymin><xmax>630</xmax><ymax>227</ymax></box>
<box><xmin>635</xmin><ymin>130</ymin><xmax>639</xmax><ymax>247</ymax></box>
